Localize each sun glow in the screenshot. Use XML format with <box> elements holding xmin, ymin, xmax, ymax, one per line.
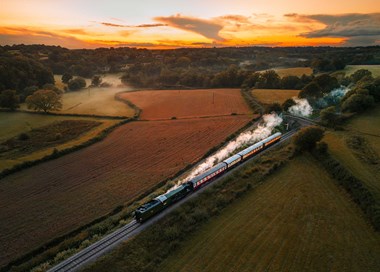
<box><xmin>0</xmin><ymin>0</ymin><xmax>379</xmax><ymax>48</ymax></box>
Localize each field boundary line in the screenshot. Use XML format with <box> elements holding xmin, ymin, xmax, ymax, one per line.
<box><xmin>0</xmin><ymin>118</ymin><xmax>135</xmax><ymax>180</ymax></box>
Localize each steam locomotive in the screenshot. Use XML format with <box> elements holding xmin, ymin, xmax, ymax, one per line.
<box><xmin>135</xmin><ymin>132</ymin><xmax>282</xmax><ymax>222</ymax></box>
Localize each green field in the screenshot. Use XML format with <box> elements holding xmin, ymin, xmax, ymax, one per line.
<box><xmin>323</xmin><ymin>106</ymin><xmax>380</xmax><ymax>199</ymax></box>
<box><xmin>159</xmin><ymin>154</ymin><xmax>380</xmax><ymax>272</ymax></box>
<box><xmin>340</xmin><ymin>65</ymin><xmax>380</xmax><ymax>77</ymax></box>
<box><xmin>0</xmin><ymin>112</ymin><xmax>120</xmax><ymax>171</ymax></box>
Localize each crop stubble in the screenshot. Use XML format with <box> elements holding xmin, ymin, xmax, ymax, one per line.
<box><xmin>119</xmin><ymin>89</ymin><xmax>251</xmax><ymax>120</ymax></box>
<box><xmin>160</xmin><ymin>155</ymin><xmax>380</xmax><ymax>272</ymax></box>
<box><xmin>0</xmin><ymin>115</ymin><xmax>250</xmax><ymax>267</ymax></box>
<box><xmin>251</xmin><ymin>89</ymin><xmax>300</xmax><ymax>105</ymax></box>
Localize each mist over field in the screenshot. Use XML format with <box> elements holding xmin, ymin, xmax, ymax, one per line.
<box><xmin>53</xmin><ymin>74</ymin><xmax>136</xmax><ymax>117</ymax></box>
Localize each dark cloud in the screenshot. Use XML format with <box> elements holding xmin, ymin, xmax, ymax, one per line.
<box><xmin>155</xmin><ymin>14</ymin><xmax>224</xmax><ymax>41</ymax></box>
<box><xmin>101</xmin><ymin>22</ymin><xmax>167</xmax><ymax>28</ymax></box>
<box><xmin>296</xmin><ymin>13</ymin><xmax>380</xmax><ymax>45</ymax></box>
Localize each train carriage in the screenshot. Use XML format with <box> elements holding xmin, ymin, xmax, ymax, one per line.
<box><xmin>262</xmin><ymin>132</ymin><xmax>282</xmax><ymax>147</ymax></box>
<box><xmin>188</xmin><ymin>162</ymin><xmax>227</xmax><ymax>190</ymax></box>
<box><xmin>135</xmin><ymin>132</ymin><xmax>282</xmax><ymax>223</ymax></box>
<box><xmin>223</xmin><ymin>154</ymin><xmax>242</xmax><ymax>168</ymax></box>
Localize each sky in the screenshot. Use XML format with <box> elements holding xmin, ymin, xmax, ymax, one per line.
<box><xmin>0</xmin><ymin>0</ymin><xmax>379</xmax><ymax>49</ymax></box>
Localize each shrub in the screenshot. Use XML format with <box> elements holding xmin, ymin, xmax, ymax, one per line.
<box><xmin>18</xmin><ymin>133</ymin><xmax>30</xmax><ymax>141</ymax></box>
<box><xmin>293</xmin><ymin>126</ymin><xmax>324</xmax><ymax>152</ymax></box>
<box><xmin>341</xmin><ymin>93</ymin><xmax>375</xmax><ymax>113</ymax></box>
<box><xmin>68</xmin><ymin>77</ymin><xmax>86</xmax><ymax>91</ymax></box>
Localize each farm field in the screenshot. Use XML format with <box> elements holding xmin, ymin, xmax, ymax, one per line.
<box><xmin>21</xmin><ymin>74</ymin><xmax>135</xmax><ymax>117</ymax></box>
<box><xmin>160</xmin><ymin>154</ymin><xmax>380</xmax><ymax>272</ymax></box>
<box><xmin>119</xmin><ymin>88</ymin><xmax>252</xmax><ymax>120</ymax></box>
<box><xmin>0</xmin><ymin>115</ymin><xmax>251</xmax><ymax>267</ymax></box>
<box><xmin>340</xmin><ymin>65</ymin><xmax>380</xmax><ymax>77</ymax></box>
<box><xmin>0</xmin><ymin>112</ymin><xmax>121</xmax><ymax>171</ymax></box>
<box><xmin>323</xmin><ymin>106</ymin><xmax>380</xmax><ymax>199</ymax></box>
<box><xmin>251</xmin><ymin>89</ymin><xmax>300</xmax><ymax>105</ymax></box>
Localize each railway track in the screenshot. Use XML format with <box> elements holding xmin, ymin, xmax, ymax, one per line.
<box><xmin>47</xmin><ymin>129</ymin><xmax>297</xmax><ymax>272</ymax></box>
<box><xmin>283</xmin><ymin>113</ymin><xmax>319</xmax><ymax>125</ymax></box>
<box><xmin>47</xmin><ymin>220</ymin><xmax>139</xmax><ymax>272</ymax></box>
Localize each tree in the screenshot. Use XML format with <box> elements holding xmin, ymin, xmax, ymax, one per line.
<box><xmin>62</xmin><ymin>73</ymin><xmax>73</xmax><ymax>84</ymax></box>
<box><xmin>350</xmin><ymin>69</ymin><xmax>373</xmax><ymax>83</ymax></box>
<box><xmin>280</xmin><ymin>75</ymin><xmax>301</xmax><ymax>89</ymax></box>
<box><xmin>0</xmin><ymin>90</ymin><xmax>20</xmax><ymax>110</ymax></box>
<box><xmin>341</xmin><ymin>93</ymin><xmax>375</xmax><ymax>113</ymax></box>
<box><xmin>257</xmin><ymin>70</ymin><xmax>281</xmax><ymax>89</ymax></box>
<box><xmin>293</xmin><ymin>126</ymin><xmax>324</xmax><ymax>151</ymax></box>
<box><xmin>26</xmin><ymin>90</ymin><xmax>62</xmax><ymax>113</ymax></box>
<box><xmin>320</xmin><ymin>106</ymin><xmax>339</xmax><ymax>127</ymax></box>
<box><xmin>356</xmin><ymin>76</ymin><xmax>380</xmax><ymax>102</ymax></box>
<box><xmin>282</xmin><ymin>98</ymin><xmax>296</xmax><ymax>112</ymax></box>
<box><xmin>91</xmin><ymin>75</ymin><xmax>102</xmax><ymax>87</ymax></box>
<box><xmin>68</xmin><ymin>77</ymin><xmax>86</xmax><ymax>91</ymax></box>
<box><xmin>299</xmin><ymin>82</ymin><xmax>322</xmax><ymax>99</ymax></box>
<box><xmin>265</xmin><ymin>103</ymin><xmax>282</xmax><ymax>114</ymax></box>
<box><xmin>313</xmin><ymin>74</ymin><xmax>339</xmax><ymax>94</ymax></box>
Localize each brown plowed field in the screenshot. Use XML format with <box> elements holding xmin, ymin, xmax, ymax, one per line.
<box><xmin>119</xmin><ymin>89</ymin><xmax>251</xmax><ymax>120</ymax></box>
<box><xmin>0</xmin><ymin>116</ymin><xmax>250</xmax><ymax>267</ymax></box>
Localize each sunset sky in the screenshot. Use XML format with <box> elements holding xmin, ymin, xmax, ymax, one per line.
<box><xmin>1</xmin><ymin>0</ymin><xmax>379</xmax><ymax>49</ymax></box>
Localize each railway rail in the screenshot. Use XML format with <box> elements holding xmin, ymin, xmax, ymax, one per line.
<box><xmin>48</xmin><ymin>129</ymin><xmax>298</xmax><ymax>272</ymax></box>
<box><xmin>47</xmin><ymin>221</ymin><xmax>139</xmax><ymax>272</ymax></box>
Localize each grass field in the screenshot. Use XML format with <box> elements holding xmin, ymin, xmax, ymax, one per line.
<box><xmin>0</xmin><ymin>116</ymin><xmax>250</xmax><ymax>267</ymax></box>
<box><xmin>159</xmin><ymin>154</ymin><xmax>380</xmax><ymax>272</ymax></box>
<box><xmin>0</xmin><ymin>112</ymin><xmax>120</xmax><ymax>171</ymax></box>
<box><xmin>119</xmin><ymin>89</ymin><xmax>252</xmax><ymax>120</ymax></box>
<box><xmin>22</xmin><ymin>74</ymin><xmax>136</xmax><ymax>117</ymax></box>
<box><xmin>0</xmin><ymin>120</ymin><xmax>100</xmax><ymax>159</ymax></box>
<box><xmin>323</xmin><ymin>106</ymin><xmax>380</xmax><ymax>199</ymax></box>
<box><xmin>340</xmin><ymin>65</ymin><xmax>380</xmax><ymax>77</ymax></box>
<box><xmin>251</xmin><ymin>89</ymin><xmax>300</xmax><ymax>105</ymax></box>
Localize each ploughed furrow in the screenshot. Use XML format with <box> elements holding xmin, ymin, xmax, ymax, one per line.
<box><xmin>160</xmin><ymin>154</ymin><xmax>380</xmax><ymax>272</ymax></box>
<box><xmin>119</xmin><ymin>89</ymin><xmax>251</xmax><ymax>120</ymax></box>
<box><xmin>0</xmin><ymin>116</ymin><xmax>250</xmax><ymax>268</ymax></box>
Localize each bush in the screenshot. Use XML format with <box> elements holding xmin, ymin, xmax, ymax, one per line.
<box><xmin>293</xmin><ymin>126</ymin><xmax>324</xmax><ymax>152</ymax></box>
<box><xmin>315</xmin><ymin>141</ymin><xmax>328</xmax><ymax>154</ymax></box>
<box><xmin>68</xmin><ymin>77</ymin><xmax>86</xmax><ymax>91</ymax></box>
<box><xmin>320</xmin><ymin>106</ymin><xmax>340</xmax><ymax>127</ymax></box>
<box><xmin>18</xmin><ymin>133</ymin><xmax>30</xmax><ymax>141</ymax></box>
<box><xmin>341</xmin><ymin>93</ymin><xmax>375</xmax><ymax>113</ymax></box>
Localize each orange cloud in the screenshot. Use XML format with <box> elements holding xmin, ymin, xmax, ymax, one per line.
<box><xmin>0</xmin><ymin>26</ymin><xmax>91</xmax><ymax>48</ymax></box>
<box><xmin>100</xmin><ymin>22</ymin><xmax>167</xmax><ymax>28</ymax></box>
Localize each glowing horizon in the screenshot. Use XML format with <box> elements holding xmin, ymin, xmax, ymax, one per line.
<box><xmin>0</xmin><ymin>0</ymin><xmax>379</xmax><ymax>49</ymax></box>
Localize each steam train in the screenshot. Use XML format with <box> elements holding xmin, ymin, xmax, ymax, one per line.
<box><xmin>134</xmin><ymin>132</ymin><xmax>282</xmax><ymax>222</ymax></box>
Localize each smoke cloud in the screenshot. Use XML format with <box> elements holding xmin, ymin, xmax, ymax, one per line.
<box><xmin>316</xmin><ymin>86</ymin><xmax>350</xmax><ymax>108</ymax></box>
<box><xmin>288</xmin><ymin>98</ymin><xmax>313</xmax><ymax>117</ymax></box>
<box><xmin>171</xmin><ymin>113</ymin><xmax>283</xmax><ymax>188</ymax></box>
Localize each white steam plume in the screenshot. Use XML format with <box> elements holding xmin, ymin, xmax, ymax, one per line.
<box><xmin>316</xmin><ymin>86</ymin><xmax>350</xmax><ymax>108</ymax></box>
<box><xmin>288</xmin><ymin>98</ymin><xmax>313</xmax><ymax>117</ymax></box>
<box><xmin>172</xmin><ymin>113</ymin><xmax>282</xmax><ymax>188</ymax></box>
